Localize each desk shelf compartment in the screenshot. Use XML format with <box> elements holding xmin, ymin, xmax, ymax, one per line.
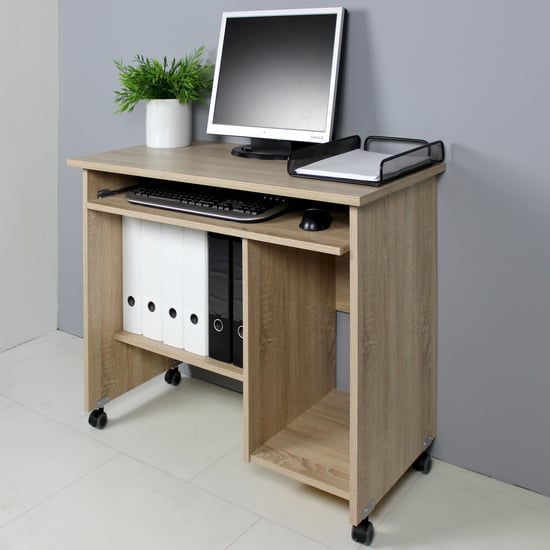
<box><xmin>244</xmin><ymin>239</ymin><xmax>345</xmax><ymax>497</ymax></box>
<box><xmin>250</xmin><ymin>389</ymin><xmax>350</xmax><ymax>499</ymax></box>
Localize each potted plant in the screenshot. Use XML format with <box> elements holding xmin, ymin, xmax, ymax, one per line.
<box><xmin>114</xmin><ymin>47</ymin><xmax>214</xmax><ymax>148</ymax></box>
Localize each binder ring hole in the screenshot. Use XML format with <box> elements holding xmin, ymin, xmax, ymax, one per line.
<box><xmin>237</xmin><ymin>325</ymin><xmax>244</xmax><ymax>339</ymax></box>
<box><xmin>169</xmin><ymin>308</ymin><xmax>177</xmax><ymax>319</ymax></box>
<box><xmin>148</xmin><ymin>301</ymin><xmax>156</xmax><ymax>313</ymax></box>
<box><xmin>127</xmin><ymin>296</ymin><xmax>135</xmax><ymax>307</ymax></box>
<box><xmin>190</xmin><ymin>314</ymin><xmax>199</xmax><ymax>325</ymax></box>
<box><xmin>213</xmin><ymin>318</ymin><xmax>223</xmax><ymax>332</ymax></box>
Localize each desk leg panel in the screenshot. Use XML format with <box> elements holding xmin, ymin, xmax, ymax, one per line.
<box><xmin>349</xmin><ymin>178</ymin><xmax>437</xmax><ymax>524</ymax></box>
<box><xmin>83</xmin><ymin>205</ymin><xmax>169</xmax><ymax>410</ymax></box>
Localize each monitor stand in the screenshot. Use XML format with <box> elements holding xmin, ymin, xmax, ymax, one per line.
<box><xmin>231</xmin><ymin>138</ymin><xmax>307</xmax><ymax>160</ymax></box>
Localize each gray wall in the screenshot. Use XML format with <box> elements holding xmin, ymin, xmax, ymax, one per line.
<box><xmin>59</xmin><ymin>0</ymin><xmax>550</xmax><ymax>496</ymax></box>
<box><xmin>1</xmin><ymin>1</ymin><xmax>58</xmax><ymax>352</ymax></box>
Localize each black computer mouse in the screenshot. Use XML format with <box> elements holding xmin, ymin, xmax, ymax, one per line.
<box><xmin>299</xmin><ymin>208</ymin><xmax>332</xmax><ymax>231</ymax></box>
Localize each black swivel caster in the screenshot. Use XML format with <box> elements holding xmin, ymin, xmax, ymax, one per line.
<box><xmin>352</xmin><ymin>517</ymin><xmax>374</xmax><ymax>546</ymax></box>
<box><xmin>413</xmin><ymin>451</ymin><xmax>433</xmax><ymax>475</ymax></box>
<box><xmin>88</xmin><ymin>407</ymin><xmax>108</xmax><ymax>429</ymax></box>
<box><xmin>164</xmin><ymin>366</ymin><xmax>182</xmax><ymax>386</ymax></box>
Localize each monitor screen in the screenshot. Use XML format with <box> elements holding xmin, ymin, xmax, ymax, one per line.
<box><xmin>207</xmin><ymin>7</ymin><xmax>345</xmax><ymax>159</ymax></box>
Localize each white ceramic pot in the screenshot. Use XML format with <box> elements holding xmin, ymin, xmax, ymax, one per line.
<box><xmin>146</xmin><ymin>99</ymin><xmax>192</xmax><ymax>148</ymax></box>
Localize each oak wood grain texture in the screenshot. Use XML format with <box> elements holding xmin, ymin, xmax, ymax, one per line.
<box><xmin>87</xmin><ymin>190</ymin><xmax>350</xmax><ymax>257</ymax></box>
<box><xmin>244</xmin><ymin>240</ymin><xmax>336</xmax><ymax>458</ymax></box>
<box><xmin>250</xmin><ymin>389</ymin><xmax>350</xmax><ymax>499</ymax></box>
<box><xmin>114</xmin><ymin>331</ymin><xmax>243</xmax><ymax>382</ymax></box>
<box><xmin>349</xmin><ymin>178</ymin><xmax>437</xmax><ymax>525</ymax></box>
<box><xmin>68</xmin><ymin>141</ymin><xmax>445</xmax><ymax>207</ymax></box>
<box><xmin>335</xmin><ymin>253</ymin><xmax>350</xmax><ymax>313</ymax></box>
<box><xmin>83</xmin><ymin>171</ymin><xmax>170</xmax><ymax>410</ymax></box>
<box><xmin>242</xmin><ymin>239</ymin><xmax>252</xmax><ymax>461</ymax></box>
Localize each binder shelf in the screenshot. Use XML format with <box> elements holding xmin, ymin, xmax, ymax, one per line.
<box><xmin>69</xmin><ymin>141</ymin><xmax>445</xmax><ymax>546</ymax></box>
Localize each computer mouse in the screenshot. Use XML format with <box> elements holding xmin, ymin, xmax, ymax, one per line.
<box><xmin>299</xmin><ymin>208</ymin><xmax>332</xmax><ymax>231</ymax></box>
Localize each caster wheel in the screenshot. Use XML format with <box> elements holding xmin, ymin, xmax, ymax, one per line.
<box><xmin>352</xmin><ymin>518</ymin><xmax>374</xmax><ymax>546</ymax></box>
<box><xmin>88</xmin><ymin>408</ymin><xmax>108</xmax><ymax>429</ymax></box>
<box><xmin>164</xmin><ymin>369</ymin><xmax>174</xmax><ymax>384</ymax></box>
<box><xmin>164</xmin><ymin>367</ymin><xmax>181</xmax><ymax>386</ymax></box>
<box><xmin>171</xmin><ymin>370</ymin><xmax>182</xmax><ymax>386</ymax></box>
<box><xmin>413</xmin><ymin>451</ymin><xmax>432</xmax><ymax>475</ymax></box>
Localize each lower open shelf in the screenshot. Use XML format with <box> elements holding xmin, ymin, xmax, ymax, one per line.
<box><xmin>250</xmin><ymin>389</ymin><xmax>350</xmax><ymax>500</ymax></box>
<box><xmin>114</xmin><ymin>330</ymin><xmax>244</xmax><ymax>382</ymax></box>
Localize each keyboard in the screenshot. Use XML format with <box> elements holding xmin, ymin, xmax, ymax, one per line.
<box><xmin>126</xmin><ymin>181</ymin><xmax>292</xmax><ymax>222</ymax></box>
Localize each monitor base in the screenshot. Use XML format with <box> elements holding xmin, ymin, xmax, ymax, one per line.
<box><xmin>231</xmin><ymin>138</ymin><xmax>309</xmax><ymax>161</ymax></box>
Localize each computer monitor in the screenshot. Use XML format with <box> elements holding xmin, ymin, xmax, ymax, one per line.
<box><xmin>207</xmin><ymin>7</ymin><xmax>345</xmax><ymax>160</ymax></box>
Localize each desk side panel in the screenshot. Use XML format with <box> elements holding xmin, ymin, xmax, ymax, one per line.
<box><xmin>349</xmin><ymin>177</ymin><xmax>437</xmax><ymax>524</ymax></box>
<box><xmin>83</xmin><ymin>171</ymin><xmax>170</xmax><ymax>409</ymax></box>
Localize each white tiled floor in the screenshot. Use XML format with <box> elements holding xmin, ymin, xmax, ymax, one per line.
<box><xmin>1</xmin><ymin>331</ymin><xmax>549</xmax><ymax>549</ymax></box>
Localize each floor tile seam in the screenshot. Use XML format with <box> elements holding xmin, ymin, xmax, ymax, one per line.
<box><xmin>372</xmin><ymin>471</ymin><xmax>423</xmax><ymax>527</ymax></box>
<box><xmin>0</xmin><ymin>395</ymin><xmax>15</xmax><ymax>410</ymax></box>
<box><xmin>3</xmin><ymin>440</ymin><xmax>257</xmax><ymax>526</ymax></box>
<box><xmin>222</xmin><ymin>516</ymin><xmax>263</xmax><ymax>550</ymax></box>
<box><xmin>221</xmin><ymin>517</ymin><xmax>344</xmax><ymax>550</ymax></box>
<box><xmin>0</xmin><ymin>395</ymin><xmax>60</xmax><ymax>420</ymax></box>
<box><xmin>61</xmin><ymin>423</ymin><xmax>244</xmax><ymax>479</ymax></box>
<box><xmin>189</xmin><ymin>475</ymin><xmax>345</xmax><ymax>550</ymax></box>
<box><xmin>187</xmin><ymin>440</ymin><xmax>244</xmax><ymax>483</ymax></box>
<box><xmin>0</xmin><ymin>394</ymin><xmax>27</xmax><ymax>412</ymax></box>
<box><xmin>109</xmin><ymin>443</ymin><xmax>257</xmax><ymax>518</ymax></box>
<box><xmin>254</xmin><ymin>517</ymin><xmax>344</xmax><ymax>550</ymax></box>
<box><xmin>184</xmin><ymin>478</ymin><xmax>256</xmax><ymax>518</ymax></box>
<box><xmin>0</xmin><ymin>351</ymin><xmax>43</xmax><ymax>370</ymax></box>
<box><xmin>185</xmin><ymin>479</ymin><xmax>267</xmax><ymax>523</ymax></box>
<box><xmin>1</xmin><ymin>396</ymin><xmax>91</xmax><ymax>432</ymax></box>
<box><xmin>12</xmin><ymin>388</ymin><xmax>177</xmax><ymax>442</ymax></box>
<box><xmin>82</xmin><ymin>442</ymin><xmax>268</xmax><ymax>521</ymax></box>
<box><xmin>0</xmin><ymin>331</ymin><xmax>76</xmax><ymax>369</ymax></box>
<box><xmin>186</xmin><ymin>460</ymin><xmax>343</xmax><ymax>549</ymax></box>
<box><xmin>61</xmin><ymin>422</ymin><xmax>158</xmax><ymax>458</ymax></box>
<box><xmin>0</xmin><ymin>452</ymin><xmax>120</xmax><ymax>531</ymax></box>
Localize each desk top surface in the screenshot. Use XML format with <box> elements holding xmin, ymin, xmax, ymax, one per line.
<box><xmin>68</xmin><ymin>141</ymin><xmax>446</xmax><ymax>207</ymax></box>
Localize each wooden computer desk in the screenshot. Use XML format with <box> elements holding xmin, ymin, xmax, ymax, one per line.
<box><xmin>69</xmin><ymin>141</ymin><xmax>445</xmax><ymax>543</ymax></box>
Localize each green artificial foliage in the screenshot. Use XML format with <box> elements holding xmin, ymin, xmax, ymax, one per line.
<box><xmin>114</xmin><ymin>47</ymin><xmax>214</xmax><ymax>114</ymax></box>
